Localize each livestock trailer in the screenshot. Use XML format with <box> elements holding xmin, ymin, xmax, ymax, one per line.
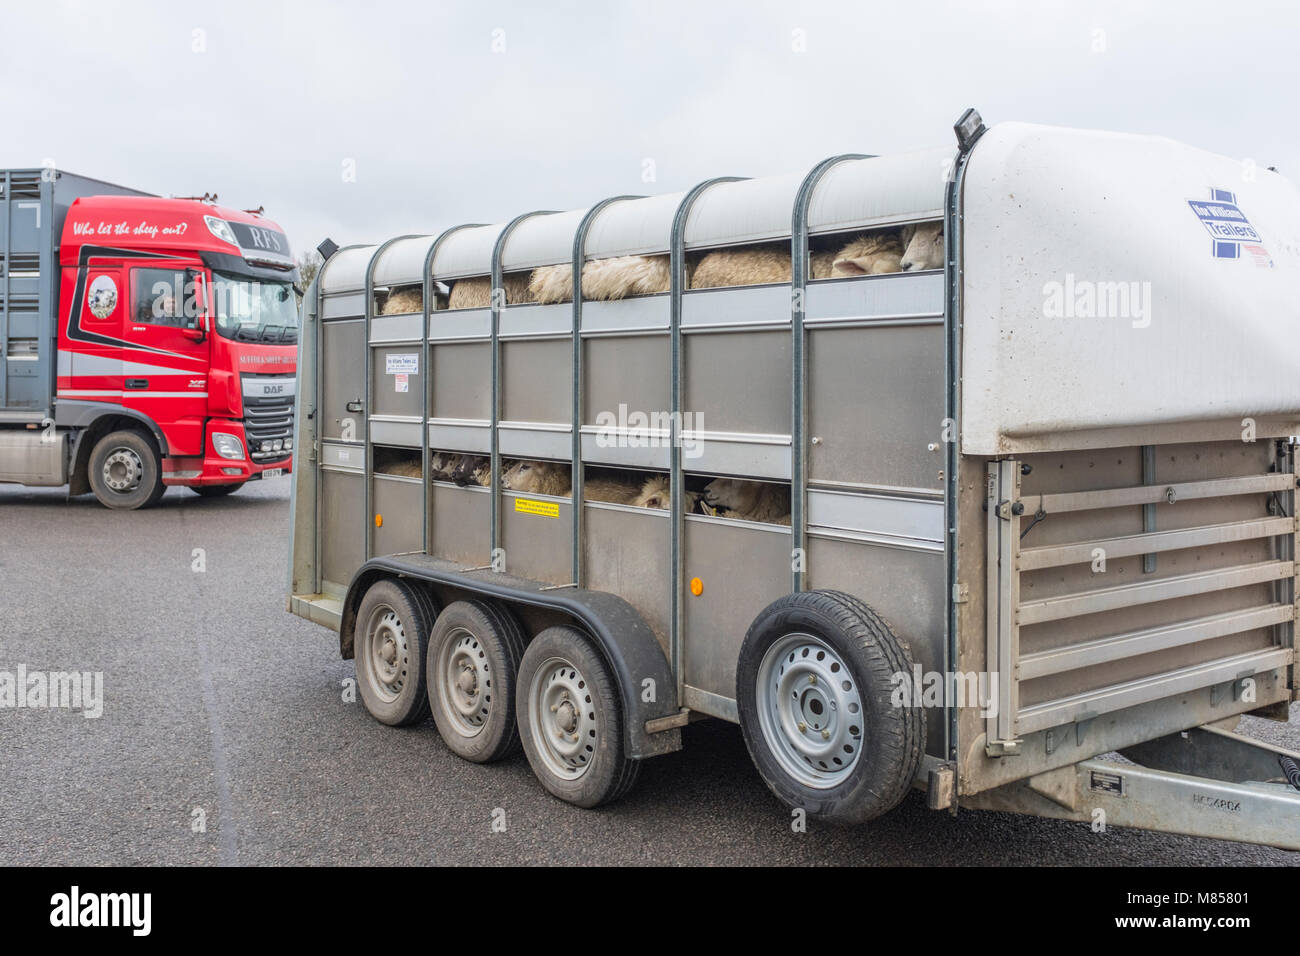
<box><xmin>289</xmin><ymin>112</ymin><xmax>1300</xmax><ymax>846</ymax></box>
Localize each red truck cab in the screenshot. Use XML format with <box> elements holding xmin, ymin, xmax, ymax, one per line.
<box><xmin>55</xmin><ymin>196</ymin><xmax>298</xmax><ymax>504</ymax></box>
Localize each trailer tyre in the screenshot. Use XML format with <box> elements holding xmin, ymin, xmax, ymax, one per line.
<box><xmin>87</xmin><ymin>429</ymin><xmax>164</xmax><ymax>510</ymax></box>
<box><xmin>354</xmin><ymin>579</ymin><xmax>434</xmax><ymax>727</ymax></box>
<box><xmin>736</xmin><ymin>590</ymin><xmax>925</xmax><ymax>824</ymax></box>
<box><xmin>517</xmin><ymin>626</ymin><xmax>640</xmax><ymax>808</ymax></box>
<box><xmin>426</xmin><ymin>600</ymin><xmax>526</xmax><ymax>763</ymax></box>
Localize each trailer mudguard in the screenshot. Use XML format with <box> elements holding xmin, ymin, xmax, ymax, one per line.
<box><xmin>340</xmin><ymin>556</ymin><xmax>683</xmax><ymax>759</ymax></box>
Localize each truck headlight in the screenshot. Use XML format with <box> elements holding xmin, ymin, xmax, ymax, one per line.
<box><xmin>213</xmin><ymin>432</ymin><xmax>245</xmax><ymax>460</ymax></box>
<box><xmin>204</xmin><ymin>215</ymin><xmax>238</xmax><ymax>247</ymax></box>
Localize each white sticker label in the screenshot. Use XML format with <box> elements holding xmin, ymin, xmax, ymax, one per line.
<box><xmin>395</xmin><ymin>373</ymin><xmax>409</xmax><ymax>393</ymax></box>
<box><xmin>386</xmin><ymin>353</ymin><xmax>418</xmax><ymax>374</ymax></box>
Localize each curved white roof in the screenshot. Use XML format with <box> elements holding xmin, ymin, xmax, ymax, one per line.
<box><xmin>431</xmin><ymin>223</ymin><xmax>508</xmax><ymax>279</ymax></box>
<box><xmin>502</xmin><ymin>208</ymin><xmax>588</xmax><ymax>271</ymax></box>
<box><xmin>683</xmin><ymin>172</ymin><xmax>802</xmax><ymax>249</ymax></box>
<box><xmin>372</xmin><ymin>235</ymin><xmax>435</xmax><ymax>288</ymax></box>
<box><xmin>318</xmin><ymin>244</ymin><xmax>377</xmax><ymax>294</ymax></box>
<box><xmin>807</xmin><ymin>147</ymin><xmax>952</xmax><ymax>234</ymax></box>
<box><xmin>584</xmin><ymin>192</ymin><xmax>684</xmax><ymax>259</ymax></box>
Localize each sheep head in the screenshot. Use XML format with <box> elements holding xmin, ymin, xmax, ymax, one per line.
<box><xmin>701</xmin><ymin>477</ymin><xmax>764</xmax><ymax>514</ymax></box>
<box><xmin>502</xmin><ymin>459</ymin><xmax>571</xmax><ymax>497</ymax></box>
<box><xmin>900</xmin><ymin>222</ymin><xmax>944</xmax><ymax>272</ymax></box>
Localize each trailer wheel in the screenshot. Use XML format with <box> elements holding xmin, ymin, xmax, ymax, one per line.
<box><xmin>354</xmin><ymin>578</ymin><xmax>433</xmax><ymax>727</ymax></box>
<box><xmin>736</xmin><ymin>590</ymin><xmax>924</xmax><ymax>824</ymax></box>
<box><xmin>426</xmin><ymin>600</ymin><xmax>526</xmax><ymax>763</ymax></box>
<box><xmin>87</xmin><ymin>429</ymin><xmax>164</xmax><ymax>510</ymax></box>
<box><xmin>517</xmin><ymin>626</ymin><xmax>640</xmax><ymax>808</ymax></box>
<box><xmin>190</xmin><ymin>483</ymin><xmax>242</xmax><ymax>497</ymax></box>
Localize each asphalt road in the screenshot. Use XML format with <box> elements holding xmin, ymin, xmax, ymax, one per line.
<box><xmin>1</xmin><ymin>478</ymin><xmax>1297</xmax><ymax>866</ymax></box>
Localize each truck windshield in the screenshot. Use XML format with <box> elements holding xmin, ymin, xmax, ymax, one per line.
<box><xmin>212</xmin><ymin>273</ymin><xmax>299</xmax><ymax>344</ymax></box>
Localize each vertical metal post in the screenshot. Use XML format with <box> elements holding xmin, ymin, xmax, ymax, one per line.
<box><xmin>790</xmin><ymin>155</ymin><xmax>868</xmax><ymax>593</ymax></box>
<box><xmin>422</xmin><ymin>224</ymin><xmax>483</xmax><ymax>557</ymax></box>
<box><xmin>38</xmin><ymin>172</ymin><xmax>55</xmax><ymax>419</ymax></box>
<box><xmin>669</xmin><ymin>178</ymin><xmax>743</xmax><ymax>697</ymax></box>
<box><xmin>363</xmin><ymin>236</ymin><xmax>418</xmax><ymax>561</ymax></box>
<box><xmin>985</xmin><ymin>459</ymin><xmax>1021</xmax><ymax>753</ymax></box>
<box><xmin>945</xmin><ymin>118</ymin><xmax>981</xmax><ymax>762</ymax></box>
<box><xmin>2</xmin><ymin>171</ymin><xmax>12</xmax><ymax>409</ymax></box>
<box><xmin>570</xmin><ymin>197</ymin><xmax>642</xmax><ymax>588</ymax></box>
<box><xmin>1142</xmin><ymin>444</ymin><xmax>1157</xmax><ymax>574</ymax></box>
<box><xmin>490</xmin><ymin>213</ymin><xmax>557</xmax><ymax>562</ymax></box>
<box><xmin>311</xmin><ymin>243</ymin><xmax>367</xmax><ymax>595</ymax></box>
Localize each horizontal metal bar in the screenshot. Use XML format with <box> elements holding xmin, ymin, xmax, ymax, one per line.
<box><xmin>1024</xmin><ymin>473</ymin><xmax>1295</xmax><ymax>516</ymax></box>
<box><xmin>1016</xmin><ymin>647</ymin><xmax>1292</xmax><ymax>735</ymax></box>
<box><xmin>1017</xmin><ymin>560</ymin><xmax>1294</xmax><ymax>625</ymax></box>
<box><xmin>1018</xmin><ymin>603</ymin><xmax>1295</xmax><ymax>679</ymax></box>
<box><xmin>1020</xmin><ymin>517</ymin><xmax>1295</xmax><ymax>571</ymax></box>
<box><xmin>682</xmin><ymin>685</ymin><xmax>739</xmax><ymax>722</ymax></box>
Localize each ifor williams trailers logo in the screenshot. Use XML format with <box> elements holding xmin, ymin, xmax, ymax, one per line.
<box><xmin>1186</xmin><ymin>188</ymin><xmax>1273</xmax><ymax>267</ymax></box>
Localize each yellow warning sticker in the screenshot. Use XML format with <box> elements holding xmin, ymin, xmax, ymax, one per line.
<box><xmin>514</xmin><ymin>497</ymin><xmax>560</xmax><ymax>518</ymax></box>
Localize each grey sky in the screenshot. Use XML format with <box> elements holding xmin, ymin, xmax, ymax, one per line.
<box><xmin>4</xmin><ymin>0</ymin><xmax>1297</xmax><ymax>258</ymax></box>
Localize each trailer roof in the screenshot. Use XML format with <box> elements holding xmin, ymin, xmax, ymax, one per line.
<box><xmin>961</xmin><ymin>122</ymin><xmax>1300</xmax><ymax>452</ymax></box>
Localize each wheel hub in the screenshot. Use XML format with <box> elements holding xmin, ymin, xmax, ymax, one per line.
<box><xmin>756</xmin><ymin>633</ymin><xmax>865</xmax><ymax>789</ymax></box>
<box><xmin>364</xmin><ymin>609</ymin><xmax>407</xmax><ymax>701</ymax></box>
<box><xmin>530</xmin><ymin>658</ymin><xmax>595</xmax><ymax>780</ymax></box>
<box><xmin>437</xmin><ymin>629</ymin><xmax>492</xmax><ymax>735</ymax></box>
<box><xmin>102</xmin><ymin>447</ymin><xmax>144</xmax><ymax>493</ymax></box>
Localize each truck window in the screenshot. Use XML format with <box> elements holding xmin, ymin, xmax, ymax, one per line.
<box><xmin>131</xmin><ymin>267</ymin><xmax>191</xmax><ymax>328</ymax></box>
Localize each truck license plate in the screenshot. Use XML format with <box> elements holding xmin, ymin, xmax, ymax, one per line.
<box><xmin>262</xmin><ymin>468</ymin><xmax>284</xmax><ymax>479</ymax></box>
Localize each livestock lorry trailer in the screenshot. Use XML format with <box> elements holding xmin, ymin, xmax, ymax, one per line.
<box><xmin>288</xmin><ymin>112</ymin><xmax>1300</xmax><ymax>847</ymax></box>
<box><xmin>0</xmin><ymin>169</ymin><xmax>299</xmax><ymax>508</ymax></box>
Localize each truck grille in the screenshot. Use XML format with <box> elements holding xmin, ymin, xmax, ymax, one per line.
<box><xmin>244</xmin><ymin>393</ymin><xmax>294</xmax><ymax>462</ymax></box>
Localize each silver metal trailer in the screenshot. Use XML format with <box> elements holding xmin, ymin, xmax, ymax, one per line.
<box><xmin>288</xmin><ymin>112</ymin><xmax>1300</xmax><ymax>847</ymax></box>
<box><xmin>0</xmin><ymin>169</ymin><xmax>150</xmax><ymax>423</ymax></box>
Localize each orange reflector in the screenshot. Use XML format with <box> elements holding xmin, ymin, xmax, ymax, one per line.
<box><xmin>374</xmin><ymin>514</ymin><xmax>383</xmax><ymax>527</ymax></box>
<box><xmin>690</xmin><ymin>577</ymin><xmax>703</xmax><ymax>596</ymax></box>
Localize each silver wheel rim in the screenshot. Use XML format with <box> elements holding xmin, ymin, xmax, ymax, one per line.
<box><xmin>528</xmin><ymin>656</ymin><xmax>597</xmax><ymax>781</ymax></box>
<box><xmin>435</xmin><ymin>626</ymin><xmax>493</xmax><ymax>738</ymax></box>
<box><xmin>756</xmin><ymin>633</ymin><xmax>864</xmax><ymax>789</ymax></box>
<box><xmin>102</xmin><ymin>446</ymin><xmax>144</xmax><ymax>493</ymax></box>
<box><xmin>362</xmin><ymin>604</ymin><xmax>409</xmax><ymax>703</ymax></box>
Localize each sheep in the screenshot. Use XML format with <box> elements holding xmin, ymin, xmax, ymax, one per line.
<box><xmin>688</xmin><ymin>231</ymin><xmax>902</xmax><ymax>288</ymax></box>
<box><xmin>379</xmin><ymin>457</ymin><xmax>424</xmax><ymax>479</ymax></box>
<box><xmin>899</xmin><ymin>222</ymin><xmax>944</xmax><ymax>272</ymax></box>
<box><xmin>582</xmin><ymin>475</ymin><xmax>642</xmax><ymax>504</ymax></box>
<box><xmin>830</xmin><ymin>232</ymin><xmax>905</xmax><ymax>276</ymax></box>
<box><xmin>447</xmin><ymin>272</ymin><xmax>534</xmax><ymax>309</ymax></box>
<box><xmin>380</xmin><ymin>285</ymin><xmax>450</xmax><ymax>314</ymax></box>
<box><xmin>701</xmin><ymin>478</ymin><xmax>791</xmax><ymax>525</ymax></box>
<box><xmin>528</xmin><ymin>254</ymin><xmax>685</xmax><ymax>304</ymax></box>
<box><xmin>502</xmin><ymin>459</ymin><xmax>572</xmax><ymax>497</ymax></box>
<box><xmin>430</xmin><ymin>453</ymin><xmax>490</xmax><ymax>486</ymax></box>
<box><xmin>380</xmin><ymin>287</ymin><xmax>423</xmax><ymax>315</ymax></box>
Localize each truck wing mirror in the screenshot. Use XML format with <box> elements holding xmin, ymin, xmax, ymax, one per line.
<box><xmin>182</xmin><ymin>269</ymin><xmax>208</xmax><ymax>341</ymax></box>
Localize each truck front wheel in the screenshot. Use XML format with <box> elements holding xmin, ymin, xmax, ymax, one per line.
<box><xmin>87</xmin><ymin>430</ymin><xmax>165</xmax><ymax>510</ymax></box>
